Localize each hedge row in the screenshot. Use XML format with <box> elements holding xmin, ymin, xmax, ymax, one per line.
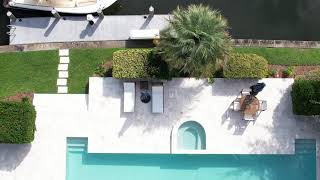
<box><xmin>0</xmin><ymin>100</ymin><xmax>36</xmax><ymax>143</ymax></box>
<box><xmin>223</xmin><ymin>53</ymin><xmax>268</xmax><ymax>78</ymax></box>
<box><xmin>292</xmin><ymin>70</ymin><xmax>320</xmax><ymax>115</ymax></box>
<box><xmin>112</xmin><ymin>49</ymin><xmax>168</xmax><ymax>79</ymax></box>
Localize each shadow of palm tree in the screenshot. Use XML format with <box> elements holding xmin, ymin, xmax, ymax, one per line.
<box><xmin>118</xmin><ymin>78</ymin><xmax>208</xmax><ymax>136</ymax></box>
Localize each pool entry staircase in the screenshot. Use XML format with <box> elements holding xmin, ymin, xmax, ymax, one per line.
<box><xmin>295</xmin><ymin>139</ymin><xmax>316</xmax><ymax>155</ymax></box>
<box><xmin>67</xmin><ymin>138</ymin><xmax>87</xmax><ymax>154</ymax></box>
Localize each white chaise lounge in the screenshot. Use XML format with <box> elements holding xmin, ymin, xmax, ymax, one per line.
<box><xmin>152</xmin><ymin>84</ymin><xmax>164</xmax><ymax>113</ymax></box>
<box><xmin>129</xmin><ymin>29</ymin><xmax>160</xmax><ymax>40</ymax></box>
<box><xmin>123</xmin><ymin>82</ymin><xmax>135</xmax><ymax>113</ymax></box>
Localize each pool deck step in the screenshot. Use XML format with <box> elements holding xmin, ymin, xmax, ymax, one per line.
<box><xmin>68</xmin><ymin>144</ymin><xmax>86</xmax><ymax>148</ymax></box>
<box><xmin>68</xmin><ymin>148</ymin><xmax>85</xmax><ymax>153</ymax></box>
<box><xmin>295</xmin><ymin>139</ymin><xmax>316</xmax><ymax>154</ymax></box>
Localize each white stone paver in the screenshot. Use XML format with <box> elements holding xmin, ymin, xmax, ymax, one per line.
<box><xmin>58</xmin><ymin>64</ymin><xmax>68</xmax><ymax>71</ymax></box>
<box><xmin>59</xmin><ymin>71</ymin><xmax>69</xmax><ymax>78</ymax></box>
<box><xmin>59</xmin><ymin>56</ymin><xmax>70</xmax><ymax>64</ymax></box>
<box><xmin>57</xmin><ymin>49</ymin><xmax>69</xmax><ymax>93</ymax></box>
<box><xmin>59</xmin><ymin>49</ymin><xmax>69</xmax><ymax>57</ymax></box>
<box><xmin>57</xmin><ymin>86</ymin><xmax>68</xmax><ymax>93</ymax></box>
<box><xmin>57</xmin><ymin>78</ymin><xmax>67</xmax><ymax>86</ymax></box>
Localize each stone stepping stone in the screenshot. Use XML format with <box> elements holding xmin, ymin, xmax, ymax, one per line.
<box><xmin>57</xmin><ymin>86</ymin><xmax>68</xmax><ymax>93</ymax></box>
<box><xmin>60</xmin><ymin>57</ymin><xmax>70</xmax><ymax>64</ymax></box>
<box><xmin>58</xmin><ymin>64</ymin><xmax>68</xmax><ymax>71</ymax></box>
<box><xmin>57</xmin><ymin>78</ymin><xmax>67</xmax><ymax>86</ymax></box>
<box><xmin>59</xmin><ymin>49</ymin><xmax>69</xmax><ymax>57</ymax></box>
<box><xmin>59</xmin><ymin>71</ymin><xmax>69</xmax><ymax>78</ymax></box>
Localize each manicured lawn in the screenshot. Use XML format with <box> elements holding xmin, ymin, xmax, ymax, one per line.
<box><xmin>235</xmin><ymin>47</ymin><xmax>320</xmax><ymax>65</ymax></box>
<box><xmin>68</xmin><ymin>48</ymin><xmax>122</xmax><ymax>93</ymax></box>
<box><xmin>0</xmin><ymin>50</ymin><xmax>58</xmax><ymax>99</ymax></box>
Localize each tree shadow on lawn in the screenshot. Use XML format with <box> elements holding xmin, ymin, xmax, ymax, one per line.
<box><xmin>0</xmin><ymin>143</ymin><xmax>31</xmax><ymax>171</ymax></box>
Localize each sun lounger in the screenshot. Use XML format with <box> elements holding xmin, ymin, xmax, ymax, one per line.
<box><xmin>123</xmin><ymin>82</ymin><xmax>135</xmax><ymax>112</ymax></box>
<box><xmin>129</xmin><ymin>29</ymin><xmax>160</xmax><ymax>40</ymax></box>
<box><xmin>152</xmin><ymin>84</ymin><xmax>163</xmax><ymax>113</ymax></box>
<box><xmin>259</xmin><ymin>100</ymin><xmax>267</xmax><ymax>111</ymax></box>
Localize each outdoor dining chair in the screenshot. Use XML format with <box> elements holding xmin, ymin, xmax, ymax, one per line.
<box><xmin>259</xmin><ymin>100</ymin><xmax>267</xmax><ymax>111</ymax></box>
<box><xmin>243</xmin><ymin>113</ymin><xmax>256</xmax><ymax>121</ymax></box>
<box><xmin>231</xmin><ymin>98</ymin><xmax>241</xmax><ymax>111</ymax></box>
<box><xmin>241</xmin><ymin>88</ymin><xmax>251</xmax><ymax>96</ymax></box>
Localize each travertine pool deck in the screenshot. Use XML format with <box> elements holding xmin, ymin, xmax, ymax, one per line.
<box><xmin>0</xmin><ymin>78</ymin><xmax>320</xmax><ymax>180</ymax></box>
<box><xmin>88</xmin><ymin>77</ymin><xmax>320</xmax><ymax>154</ymax></box>
<box><xmin>9</xmin><ymin>15</ymin><xmax>169</xmax><ymax>45</ymax></box>
<box><xmin>0</xmin><ymin>94</ymin><xmax>89</xmax><ymax>180</ymax></box>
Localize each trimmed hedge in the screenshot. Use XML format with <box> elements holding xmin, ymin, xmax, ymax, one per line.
<box><xmin>113</xmin><ymin>49</ymin><xmax>169</xmax><ymax>79</ymax></box>
<box><xmin>292</xmin><ymin>70</ymin><xmax>320</xmax><ymax>115</ymax></box>
<box><xmin>0</xmin><ymin>100</ymin><xmax>36</xmax><ymax>143</ymax></box>
<box><xmin>223</xmin><ymin>53</ymin><xmax>268</xmax><ymax>78</ymax></box>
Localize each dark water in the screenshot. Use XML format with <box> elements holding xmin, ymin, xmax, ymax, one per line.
<box><xmin>1</xmin><ymin>0</ymin><xmax>320</xmax><ymax>45</ymax></box>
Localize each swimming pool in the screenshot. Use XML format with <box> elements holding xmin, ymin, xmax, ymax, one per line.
<box><xmin>66</xmin><ymin>138</ymin><xmax>316</xmax><ymax>180</ymax></box>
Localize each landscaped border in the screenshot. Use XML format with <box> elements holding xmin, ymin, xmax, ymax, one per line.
<box><xmin>2</xmin><ymin>39</ymin><xmax>320</xmax><ymax>53</ymax></box>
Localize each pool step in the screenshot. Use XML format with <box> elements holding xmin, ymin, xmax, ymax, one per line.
<box><xmin>67</xmin><ymin>138</ymin><xmax>88</xmax><ymax>153</ymax></box>
<box><xmin>68</xmin><ymin>147</ymin><xmax>85</xmax><ymax>153</ymax></box>
<box><xmin>68</xmin><ymin>143</ymin><xmax>86</xmax><ymax>148</ymax></box>
<box><xmin>295</xmin><ymin>139</ymin><xmax>316</xmax><ymax>154</ymax></box>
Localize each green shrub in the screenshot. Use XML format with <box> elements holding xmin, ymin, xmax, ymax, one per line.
<box><xmin>113</xmin><ymin>49</ymin><xmax>169</xmax><ymax>79</ymax></box>
<box><xmin>282</xmin><ymin>66</ymin><xmax>295</xmax><ymax>78</ymax></box>
<box><xmin>292</xmin><ymin>79</ymin><xmax>320</xmax><ymax>115</ymax></box>
<box><xmin>292</xmin><ymin>69</ymin><xmax>320</xmax><ymax>115</ymax></box>
<box><xmin>0</xmin><ymin>100</ymin><xmax>36</xmax><ymax>143</ymax></box>
<box><xmin>223</xmin><ymin>53</ymin><xmax>268</xmax><ymax>78</ymax></box>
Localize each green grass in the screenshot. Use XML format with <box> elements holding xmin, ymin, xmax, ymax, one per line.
<box><xmin>235</xmin><ymin>47</ymin><xmax>320</xmax><ymax>65</ymax></box>
<box><xmin>68</xmin><ymin>48</ymin><xmax>122</xmax><ymax>93</ymax></box>
<box><xmin>0</xmin><ymin>50</ymin><xmax>58</xmax><ymax>99</ymax></box>
<box><xmin>1</xmin><ymin>47</ymin><xmax>319</xmax><ymax>98</ymax></box>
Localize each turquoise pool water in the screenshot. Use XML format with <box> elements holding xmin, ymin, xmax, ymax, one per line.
<box><xmin>66</xmin><ymin>138</ymin><xmax>316</xmax><ymax>180</ymax></box>
<box><xmin>178</xmin><ymin>121</ymin><xmax>206</xmax><ymax>150</ymax></box>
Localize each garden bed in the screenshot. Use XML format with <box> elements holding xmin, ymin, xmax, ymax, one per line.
<box><xmin>4</xmin><ymin>92</ymin><xmax>34</xmax><ymax>102</ymax></box>
<box><xmin>235</xmin><ymin>47</ymin><xmax>320</xmax><ymax>65</ymax></box>
<box><xmin>269</xmin><ymin>65</ymin><xmax>320</xmax><ymax>78</ymax></box>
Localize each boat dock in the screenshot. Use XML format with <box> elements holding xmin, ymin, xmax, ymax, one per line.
<box><xmin>9</xmin><ymin>15</ymin><xmax>169</xmax><ymax>45</ymax></box>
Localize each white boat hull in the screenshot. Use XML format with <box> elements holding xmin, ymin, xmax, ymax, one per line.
<box><xmin>8</xmin><ymin>0</ymin><xmax>117</xmax><ymax>14</ymax></box>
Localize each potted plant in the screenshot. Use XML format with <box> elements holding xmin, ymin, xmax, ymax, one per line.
<box><xmin>282</xmin><ymin>66</ymin><xmax>295</xmax><ymax>78</ymax></box>
<box><xmin>268</xmin><ymin>68</ymin><xmax>278</xmax><ymax>78</ymax></box>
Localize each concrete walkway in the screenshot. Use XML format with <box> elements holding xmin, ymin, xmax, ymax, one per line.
<box><xmin>0</xmin><ymin>94</ymin><xmax>89</xmax><ymax>180</ymax></box>
<box><xmin>9</xmin><ymin>15</ymin><xmax>169</xmax><ymax>45</ymax></box>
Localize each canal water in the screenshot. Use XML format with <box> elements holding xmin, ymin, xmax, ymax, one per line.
<box><xmin>1</xmin><ymin>0</ymin><xmax>320</xmax><ymax>45</ymax></box>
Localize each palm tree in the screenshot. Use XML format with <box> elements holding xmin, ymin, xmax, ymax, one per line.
<box><xmin>156</xmin><ymin>4</ymin><xmax>232</xmax><ymax>78</ymax></box>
